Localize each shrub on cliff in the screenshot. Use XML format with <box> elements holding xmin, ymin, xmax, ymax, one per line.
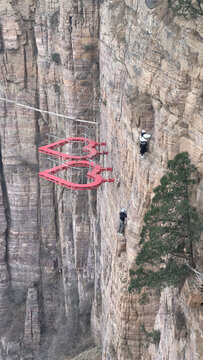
<box><xmin>168</xmin><ymin>0</ymin><xmax>203</xmax><ymax>19</ymax></box>
<box><xmin>140</xmin><ymin>324</ymin><xmax>161</xmax><ymax>345</ymax></box>
<box><xmin>129</xmin><ymin>152</ymin><xmax>202</xmax><ymax>302</ymax></box>
<box><xmin>51</xmin><ymin>53</ymin><xmax>61</xmax><ymax>65</ymax></box>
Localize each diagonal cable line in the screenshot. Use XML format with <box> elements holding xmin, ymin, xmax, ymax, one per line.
<box><xmin>0</xmin><ymin>97</ymin><xmax>98</xmax><ymax>125</ymax></box>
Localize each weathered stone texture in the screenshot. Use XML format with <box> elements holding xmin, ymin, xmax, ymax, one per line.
<box><xmin>0</xmin><ymin>175</ymin><xmax>10</xmax><ymax>331</ymax></box>
<box><xmin>0</xmin><ymin>0</ymin><xmax>202</xmax><ymax>359</ymax></box>
<box><xmin>0</xmin><ymin>0</ymin><xmax>99</xmax><ymax>358</ymax></box>
<box><xmin>24</xmin><ymin>285</ymin><xmax>40</xmax><ymax>349</ymax></box>
<box><xmin>98</xmin><ymin>0</ymin><xmax>203</xmax><ymax>359</ymax></box>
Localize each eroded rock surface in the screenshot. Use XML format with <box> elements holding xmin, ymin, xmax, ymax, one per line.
<box><xmin>0</xmin><ymin>0</ymin><xmax>202</xmax><ymax>359</ymax></box>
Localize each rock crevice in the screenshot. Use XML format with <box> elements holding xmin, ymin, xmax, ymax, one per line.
<box><xmin>0</xmin><ymin>0</ymin><xmax>202</xmax><ymax>359</ymax></box>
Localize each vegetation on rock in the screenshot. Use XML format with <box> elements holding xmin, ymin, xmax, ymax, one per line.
<box><xmin>168</xmin><ymin>0</ymin><xmax>203</xmax><ymax>19</ymax></box>
<box><xmin>51</xmin><ymin>53</ymin><xmax>61</xmax><ymax>65</ymax></box>
<box><xmin>129</xmin><ymin>152</ymin><xmax>202</xmax><ymax>303</ymax></box>
<box><xmin>140</xmin><ymin>323</ymin><xmax>161</xmax><ymax>345</ymax></box>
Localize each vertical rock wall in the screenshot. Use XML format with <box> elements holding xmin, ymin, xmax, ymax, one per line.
<box><xmin>0</xmin><ymin>0</ymin><xmax>100</xmax><ymax>359</ymax></box>
<box><xmin>98</xmin><ymin>0</ymin><xmax>203</xmax><ymax>359</ymax></box>
<box><xmin>0</xmin><ymin>0</ymin><xmax>202</xmax><ymax>359</ymax></box>
<box><xmin>0</xmin><ymin>4</ymin><xmax>40</xmax><ymax>358</ymax></box>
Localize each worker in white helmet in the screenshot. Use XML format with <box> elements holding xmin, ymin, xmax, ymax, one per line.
<box><xmin>118</xmin><ymin>208</ymin><xmax>127</xmax><ymax>235</ymax></box>
<box><xmin>140</xmin><ymin>129</ymin><xmax>151</xmax><ymax>158</ymax></box>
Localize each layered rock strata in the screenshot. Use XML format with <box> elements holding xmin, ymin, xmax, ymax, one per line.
<box><xmin>98</xmin><ymin>0</ymin><xmax>203</xmax><ymax>359</ymax></box>
<box><xmin>0</xmin><ymin>0</ymin><xmax>99</xmax><ymax>358</ymax></box>
<box><xmin>0</xmin><ymin>0</ymin><xmax>202</xmax><ymax>359</ymax></box>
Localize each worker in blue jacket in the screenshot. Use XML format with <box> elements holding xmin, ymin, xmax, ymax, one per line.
<box><xmin>118</xmin><ymin>208</ymin><xmax>127</xmax><ymax>234</ymax></box>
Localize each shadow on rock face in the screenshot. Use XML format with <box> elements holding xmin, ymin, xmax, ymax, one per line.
<box><xmin>145</xmin><ymin>0</ymin><xmax>159</xmax><ymax>9</ymax></box>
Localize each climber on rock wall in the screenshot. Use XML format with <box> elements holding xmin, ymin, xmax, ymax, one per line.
<box><xmin>118</xmin><ymin>208</ymin><xmax>127</xmax><ymax>235</ymax></box>
<box><xmin>140</xmin><ymin>129</ymin><xmax>151</xmax><ymax>158</ymax></box>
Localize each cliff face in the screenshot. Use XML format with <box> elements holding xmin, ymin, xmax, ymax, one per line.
<box><xmin>0</xmin><ymin>0</ymin><xmax>99</xmax><ymax>358</ymax></box>
<box><xmin>98</xmin><ymin>1</ymin><xmax>203</xmax><ymax>359</ymax></box>
<box><xmin>99</xmin><ymin>0</ymin><xmax>203</xmax><ymax>176</ymax></box>
<box><xmin>0</xmin><ymin>0</ymin><xmax>202</xmax><ymax>359</ymax></box>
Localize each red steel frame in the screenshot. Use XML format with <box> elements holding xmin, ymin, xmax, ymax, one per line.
<box><xmin>39</xmin><ymin>160</ymin><xmax>114</xmax><ymax>190</ymax></box>
<box><xmin>38</xmin><ymin>137</ymin><xmax>108</xmax><ymax>160</ymax></box>
<box><xmin>38</xmin><ymin>137</ymin><xmax>114</xmax><ymax>190</ymax></box>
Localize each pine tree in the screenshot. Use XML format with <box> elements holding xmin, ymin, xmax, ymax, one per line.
<box><xmin>129</xmin><ymin>152</ymin><xmax>202</xmax><ymax>300</ymax></box>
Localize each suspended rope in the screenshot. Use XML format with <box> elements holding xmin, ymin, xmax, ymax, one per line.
<box><xmin>0</xmin><ymin>97</ymin><xmax>98</xmax><ymax>125</ymax></box>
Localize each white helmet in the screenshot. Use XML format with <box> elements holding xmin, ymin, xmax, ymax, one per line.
<box><xmin>121</xmin><ymin>208</ymin><xmax>125</xmax><ymax>212</ymax></box>
<box><xmin>141</xmin><ymin>129</ymin><xmax>146</xmax><ymax>134</ymax></box>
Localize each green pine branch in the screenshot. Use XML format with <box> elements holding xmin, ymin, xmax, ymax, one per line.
<box><xmin>129</xmin><ymin>152</ymin><xmax>202</xmax><ymax>299</ymax></box>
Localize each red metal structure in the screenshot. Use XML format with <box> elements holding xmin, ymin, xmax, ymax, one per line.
<box><xmin>38</xmin><ymin>137</ymin><xmax>114</xmax><ymax>190</ymax></box>
<box><xmin>38</xmin><ymin>137</ymin><xmax>108</xmax><ymax>160</ymax></box>
<box><xmin>39</xmin><ymin>160</ymin><xmax>114</xmax><ymax>190</ymax></box>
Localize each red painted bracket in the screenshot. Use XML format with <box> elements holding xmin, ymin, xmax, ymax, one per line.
<box><xmin>38</xmin><ymin>137</ymin><xmax>107</xmax><ymax>160</ymax></box>
<box><xmin>39</xmin><ymin>160</ymin><xmax>114</xmax><ymax>190</ymax></box>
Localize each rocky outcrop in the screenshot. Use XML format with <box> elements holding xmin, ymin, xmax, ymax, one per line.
<box><xmin>24</xmin><ymin>285</ymin><xmax>40</xmax><ymax>350</ymax></box>
<box><xmin>0</xmin><ymin>0</ymin><xmax>99</xmax><ymax>358</ymax></box>
<box><xmin>0</xmin><ymin>161</ymin><xmax>10</xmax><ymax>333</ymax></box>
<box><xmin>0</xmin><ymin>0</ymin><xmax>202</xmax><ymax>359</ymax></box>
<box><xmin>98</xmin><ymin>0</ymin><xmax>203</xmax><ymax>359</ymax></box>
